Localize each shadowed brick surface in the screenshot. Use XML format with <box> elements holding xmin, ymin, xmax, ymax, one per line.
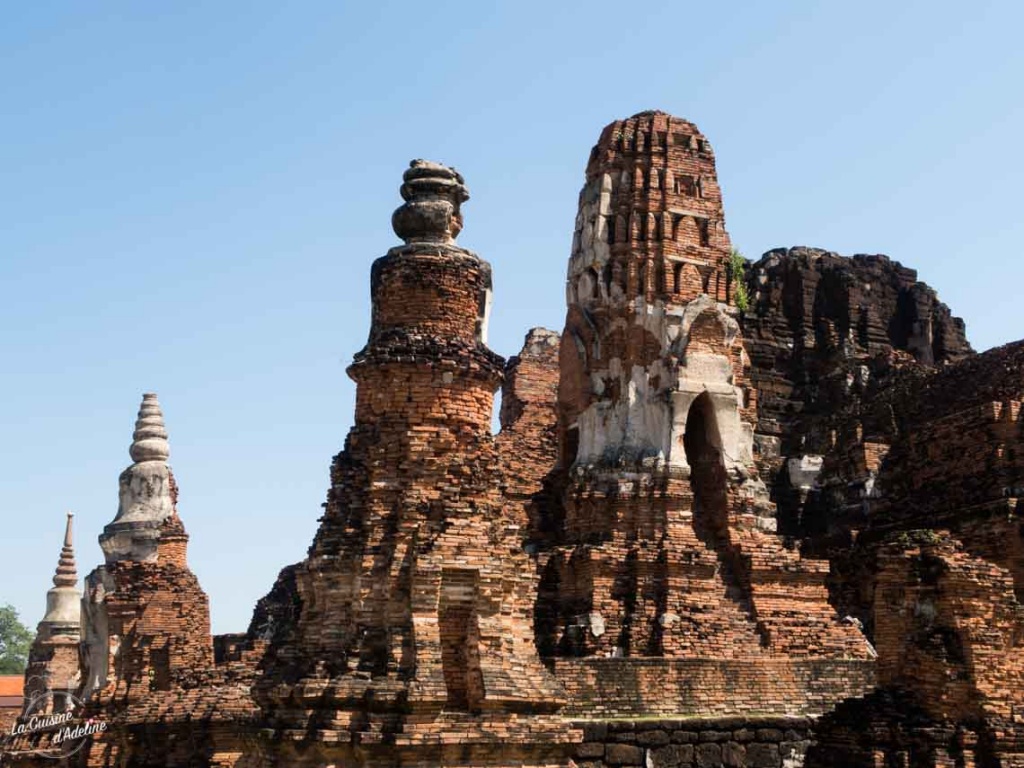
<box><xmin>2</xmin><ymin>114</ymin><xmax>1021</xmax><ymax>768</ymax></box>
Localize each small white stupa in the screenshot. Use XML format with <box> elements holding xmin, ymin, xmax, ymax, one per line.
<box><xmin>39</xmin><ymin>511</ymin><xmax>81</xmax><ymax>631</ymax></box>
<box><xmin>98</xmin><ymin>392</ymin><xmax>176</xmax><ymax>563</ymax></box>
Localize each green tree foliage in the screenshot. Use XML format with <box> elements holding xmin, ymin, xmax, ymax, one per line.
<box><xmin>0</xmin><ymin>604</ymin><xmax>33</xmax><ymax>674</ymax></box>
<box><xmin>728</xmin><ymin>248</ymin><xmax>749</xmax><ymax>312</ymax></box>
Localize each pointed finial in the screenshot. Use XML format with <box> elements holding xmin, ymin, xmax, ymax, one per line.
<box><xmin>39</xmin><ymin>511</ymin><xmax>81</xmax><ymax>630</ymax></box>
<box><xmin>101</xmin><ymin>393</ymin><xmax>177</xmax><ymax>563</ymax></box>
<box><xmin>53</xmin><ymin>512</ymin><xmax>77</xmax><ymax>588</ymax></box>
<box><xmin>129</xmin><ymin>392</ymin><xmax>170</xmax><ymax>463</ymax></box>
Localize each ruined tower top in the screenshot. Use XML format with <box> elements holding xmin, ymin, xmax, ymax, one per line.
<box><xmin>256</xmin><ymin>159</ymin><xmax>569</xmax><ymax>756</ymax></box>
<box><xmin>586</xmin><ymin>110</ymin><xmax>712</xmax><ymax>176</ymax></box>
<box><xmin>99</xmin><ymin>392</ymin><xmax>177</xmax><ymax>563</ymax></box>
<box><xmin>349</xmin><ymin>160</ymin><xmax>503</xmax><ymax>404</ymax></box>
<box><xmin>391</xmin><ymin>159</ymin><xmax>469</xmax><ymax>244</ymax></box>
<box><xmin>568</xmin><ymin>111</ymin><xmax>734</xmax><ymax>309</ymax></box>
<box><xmin>560</xmin><ymin>112</ymin><xmax>749</xmax><ymax>473</ymax></box>
<box><xmin>156</xmin><ymin>510</ymin><xmax>190</xmax><ymax>569</ymax></box>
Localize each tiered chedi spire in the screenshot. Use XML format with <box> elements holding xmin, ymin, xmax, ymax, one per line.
<box><xmin>23</xmin><ymin>513</ymin><xmax>81</xmax><ymax>708</ymax></box>
<box><xmin>40</xmin><ymin>512</ymin><xmax>80</xmax><ymax>629</ymax></box>
<box><xmin>81</xmin><ymin>392</ymin><xmax>184</xmax><ymax>699</ymax></box>
<box><xmin>99</xmin><ymin>392</ymin><xmax>175</xmax><ymax>562</ymax></box>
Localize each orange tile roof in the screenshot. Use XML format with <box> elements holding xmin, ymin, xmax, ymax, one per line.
<box><xmin>0</xmin><ymin>676</ymin><xmax>24</xmax><ymax>697</ymax></box>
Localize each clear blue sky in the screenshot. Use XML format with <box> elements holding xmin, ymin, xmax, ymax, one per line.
<box><xmin>3</xmin><ymin>1</ymin><xmax>1022</xmax><ymax>635</ymax></box>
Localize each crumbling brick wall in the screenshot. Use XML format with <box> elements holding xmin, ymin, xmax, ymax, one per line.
<box><xmin>798</xmin><ymin>343</ymin><xmax>1024</xmax><ymax>766</ymax></box>
<box><xmin>497</xmin><ymin>327</ymin><xmax>563</xmax><ymax>546</ymax></box>
<box><xmin>808</xmin><ymin>532</ymin><xmax>1024</xmax><ymax>767</ymax></box>
<box><xmin>250</xmin><ymin>161</ymin><xmax>575</xmax><ymax>768</ymax></box>
<box><xmin>740</xmin><ymin>246</ymin><xmax>972</xmax><ymax>541</ymax></box>
<box><xmin>7</xmin><ymin>114</ymin><xmax>1023</xmax><ymax>768</ymax></box>
<box><xmin>0</xmin><ymin>703</ymin><xmax>21</xmax><ymax>740</ymax></box>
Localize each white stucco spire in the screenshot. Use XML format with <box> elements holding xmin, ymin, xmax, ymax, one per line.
<box><xmin>99</xmin><ymin>392</ymin><xmax>176</xmax><ymax>563</ymax></box>
<box><xmin>53</xmin><ymin>511</ymin><xmax>77</xmax><ymax>586</ymax></box>
<box><xmin>129</xmin><ymin>392</ymin><xmax>171</xmax><ymax>463</ymax></box>
<box><xmin>40</xmin><ymin>512</ymin><xmax>81</xmax><ymax>630</ymax></box>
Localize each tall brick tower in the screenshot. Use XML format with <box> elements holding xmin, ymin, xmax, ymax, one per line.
<box><xmin>539</xmin><ymin>112</ymin><xmax>874</xmax><ymax>718</ymax></box>
<box><xmin>254</xmin><ymin>161</ymin><xmax>573</xmax><ymax>767</ymax></box>
<box><xmin>561</xmin><ymin>111</ymin><xmax>748</xmax><ymax>472</ymax></box>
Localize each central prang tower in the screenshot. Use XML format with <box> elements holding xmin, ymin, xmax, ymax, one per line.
<box><xmin>254</xmin><ymin>160</ymin><xmax>572</xmax><ymax>768</ymax></box>
<box><xmin>561</xmin><ymin>110</ymin><xmax>748</xmax><ymax>473</ymax></box>
<box><xmin>537</xmin><ymin>111</ymin><xmax>874</xmax><ymax>717</ymax></box>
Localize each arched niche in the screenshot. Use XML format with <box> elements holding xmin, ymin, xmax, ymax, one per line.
<box><xmin>676</xmin><ymin>215</ymin><xmax>700</xmax><ymax>246</ymax></box>
<box><xmin>672</xmin><ymin>262</ymin><xmax>703</xmax><ymax>300</ymax></box>
<box><xmin>610</xmin><ymin>259</ymin><xmax>627</xmax><ymax>299</ymax></box>
<box><xmin>687</xmin><ymin>309</ymin><xmax>730</xmax><ymax>356</ymax></box>
<box><xmin>683</xmin><ymin>392</ymin><xmax>729</xmax><ymax>540</ymax></box>
<box><xmin>672</xmin><ymin>298</ymin><xmax>740</xmax><ymax>359</ymax></box>
<box><xmin>439</xmin><ymin>569</ymin><xmax>483</xmax><ymax>712</ymax></box>
<box><xmin>559</xmin><ymin>314</ymin><xmax>595</xmax><ymax>467</ymax></box>
<box><xmin>576</xmin><ymin>267</ymin><xmax>600</xmax><ymax>302</ymax></box>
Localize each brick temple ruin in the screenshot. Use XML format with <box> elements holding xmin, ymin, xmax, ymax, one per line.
<box><xmin>2</xmin><ymin>111</ymin><xmax>1022</xmax><ymax>768</ymax></box>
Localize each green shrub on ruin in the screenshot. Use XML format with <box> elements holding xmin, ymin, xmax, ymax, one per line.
<box><xmin>728</xmin><ymin>248</ymin><xmax>749</xmax><ymax>312</ymax></box>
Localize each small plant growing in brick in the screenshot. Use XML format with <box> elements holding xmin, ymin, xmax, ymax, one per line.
<box><xmin>728</xmin><ymin>248</ymin><xmax>749</xmax><ymax>312</ymax></box>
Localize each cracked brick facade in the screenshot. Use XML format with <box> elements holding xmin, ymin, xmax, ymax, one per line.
<box><xmin>2</xmin><ymin>112</ymin><xmax>1022</xmax><ymax>768</ymax></box>
<box><xmin>250</xmin><ymin>160</ymin><xmax>573</xmax><ymax>768</ymax></box>
<box><xmin>534</xmin><ymin>113</ymin><xmax>873</xmax><ymax>718</ymax></box>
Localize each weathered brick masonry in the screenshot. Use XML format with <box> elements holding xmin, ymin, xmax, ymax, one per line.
<box><xmin>3</xmin><ymin>111</ymin><xmax>1022</xmax><ymax>768</ymax></box>
<box><xmin>741</xmin><ymin>246</ymin><xmax>972</xmax><ymax>541</ymax></box>
<box><xmin>497</xmin><ymin>327</ymin><xmax>562</xmax><ymax>548</ymax></box>
<box><xmin>535</xmin><ymin>112</ymin><xmax>873</xmax><ymax>718</ymax></box>
<box><xmin>800</xmin><ymin>344</ymin><xmax>1024</xmax><ymax>767</ymax></box>
<box><xmin>251</xmin><ymin>160</ymin><xmax>573</xmax><ymax>768</ymax></box>
<box><xmin>0</xmin><ymin>677</ymin><xmax>23</xmax><ymax>746</ymax></box>
<box><xmin>572</xmin><ymin>717</ymin><xmax>818</xmax><ymax>768</ymax></box>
